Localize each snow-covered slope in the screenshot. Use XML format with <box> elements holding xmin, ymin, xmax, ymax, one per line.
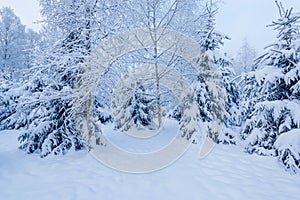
<box><xmin>0</xmin><ymin>129</ymin><xmax>300</xmax><ymax>200</ymax></box>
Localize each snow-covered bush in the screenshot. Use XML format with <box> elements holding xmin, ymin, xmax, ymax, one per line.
<box><xmin>113</xmin><ymin>84</ymin><xmax>156</xmax><ymax>131</ymax></box>
<box><xmin>0</xmin><ymin>75</ymin><xmax>27</xmax><ymax>130</ymax></box>
<box><xmin>0</xmin><ymin>79</ymin><xmax>16</xmax><ymax>130</ymax></box>
<box><xmin>243</xmin><ymin>100</ymin><xmax>300</xmax><ymax>155</ymax></box>
<box><xmin>218</xmin><ymin>127</ymin><xmax>240</xmax><ymax>145</ymax></box>
<box><xmin>275</xmin><ymin>129</ymin><xmax>300</xmax><ymax>174</ymax></box>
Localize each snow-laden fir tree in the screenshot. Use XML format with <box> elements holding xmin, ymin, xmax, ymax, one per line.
<box><xmin>197</xmin><ymin>0</ymin><xmax>230</xmax><ymax>52</ymax></box>
<box><xmin>130</xmin><ymin>85</ymin><xmax>156</xmax><ymax>129</ymax></box>
<box><xmin>192</xmin><ymin>75</ymin><xmax>212</xmax><ymax>123</ymax></box>
<box><xmin>7</xmin><ymin>0</ymin><xmax>124</xmax><ymax>157</ymax></box>
<box><xmin>215</xmin><ymin>54</ymin><xmax>241</xmax><ymax>144</ymax></box>
<box><xmin>241</xmin><ymin>1</ymin><xmax>300</xmax><ymax>173</ymax></box>
<box><xmin>0</xmin><ymin>75</ymin><xmax>30</xmax><ymax>131</ymax></box>
<box><xmin>0</xmin><ymin>75</ymin><xmax>19</xmax><ymax>130</ymax></box>
<box><xmin>194</xmin><ymin>0</ymin><xmax>237</xmax><ymax>143</ymax></box>
<box><xmin>114</xmin><ymin>84</ymin><xmax>156</xmax><ymax>131</ymax></box>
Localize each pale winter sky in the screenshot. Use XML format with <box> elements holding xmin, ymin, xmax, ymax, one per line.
<box><xmin>0</xmin><ymin>0</ymin><xmax>300</xmax><ymax>56</ymax></box>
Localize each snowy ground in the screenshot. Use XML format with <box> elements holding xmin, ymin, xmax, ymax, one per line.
<box><xmin>1</xmin><ymin>127</ymin><xmax>300</xmax><ymax>200</ymax></box>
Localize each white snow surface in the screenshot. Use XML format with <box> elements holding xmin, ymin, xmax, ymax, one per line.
<box><xmin>1</xmin><ymin>126</ymin><xmax>300</xmax><ymax>200</ymax></box>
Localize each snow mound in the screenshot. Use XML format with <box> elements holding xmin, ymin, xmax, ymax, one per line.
<box><xmin>275</xmin><ymin>129</ymin><xmax>300</xmax><ymax>174</ymax></box>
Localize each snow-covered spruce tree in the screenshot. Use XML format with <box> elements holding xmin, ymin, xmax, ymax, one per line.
<box><xmin>16</xmin><ymin>40</ymin><xmax>84</xmax><ymax>157</ymax></box>
<box><xmin>195</xmin><ymin>0</ymin><xmax>238</xmax><ymax>143</ymax></box>
<box><xmin>197</xmin><ymin>0</ymin><xmax>229</xmax><ymax>52</ymax></box>
<box><xmin>11</xmin><ymin>0</ymin><xmax>124</xmax><ymax>157</ymax></box>
<box><xmin>0</xmin><ymin>76</ymin><xmax>17</xmax><ymax>130</ymax></box>
<box><xmin>190</xmin><ymin>0</ymin><xmax>217</xmax><ymax>127</ymax></box>
<box><xmin>216</xmin><ymin>54</ymin><xmax>241</xmax><ymax>144</ymax></box>
<box><xmin>0</xmin><ymin>75</ymin><xmax>28</xmax><ymax>130</ymax></box>
<box><xmin>241</xmin><ymin>1</ymin><xmax>300</xmax><ymax>173</ymax></box>
<box><xmin>114</xmin><ymin>84</ymin><xmax>156</xmax><ymax>131</ymax></box>
<box><xmin>192</xmin><ymin>75</ymin><xmax>212</xmax><ymax>124</ymax></box>
<box><xmin>167</xmin><ymin>1</ymin><xmax>223</xmax><ymax>131</ymax></box>
<box><xmin>130</xmin><ymin>85</ymin><xmax>156</xmax><ymax>129</ymax></box>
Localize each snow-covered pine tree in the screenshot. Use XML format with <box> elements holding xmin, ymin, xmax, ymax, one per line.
<box><xmin>0</xmin><ymin>75</ymin><xmax>28</xmax><ymax>131</ymax></box>
<box><xmin>0</xmin><ymin>75</ymin><xmax>18</xmax><ymax>130</ymax></box>
<box><xmin>192</xmin><ymin>75</ymin><xmax>212</xmax><ymax>123</ymax></box>
<box><xmin>114</xmin><ymin>84</ymin><xmax>155</xmax><ymax>132</ymax></box>
<box><xmin>192</xmin><ymin>0</ymin><xmax>218</xmax><ymax>129</ymax></box>
<box><xmin>16</xmin><ymin>44</ymin><xmax>84</xmax><ymax>157</ymax></box>
<box><xmin>198</xmin><ymin>0</ymin><xmax>230</xmax><ymax>52</ymax></box>
<box><xmin>241</xmin><ymin>1</ymin><xmax>300</xmax><ymax>173</ymax></box>
<box><xmin>130</xmin><ymin>85</ymin><xmax>155</xmax><ymax>129</ymax></box>
<box><xmin>8</xmin><ymin>0</ymin><xmax>124</xmax><ymax>157</ymax></box>
<box><xmin>216</xmin><ymin>54</ymin><xmax>241</xmax><ymax>144</ymax></box>
<box><xmin>195</xmin><ymin>0</ymin><xmax>237</xmax><ymax>143</ymax></box>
